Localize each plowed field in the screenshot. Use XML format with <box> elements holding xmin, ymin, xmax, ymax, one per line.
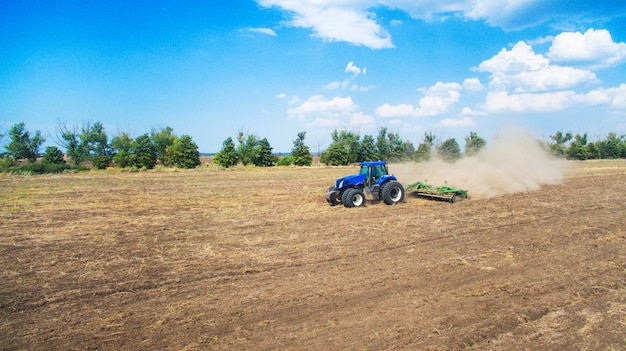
<box><xmin>1</xmin><ymin>161</ymin><xmax>624</xmax><ymax>350</ymax></box>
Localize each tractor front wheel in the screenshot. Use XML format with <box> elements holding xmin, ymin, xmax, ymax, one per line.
<box><xmin>342</xmin><ymin>188</ymin><xmax>365</xmax><ymax>208</ymax></box>
<box><xmin>382</xmin><ymin>181</ymin><xmax>405</xmax><ymax>205</ymax></box>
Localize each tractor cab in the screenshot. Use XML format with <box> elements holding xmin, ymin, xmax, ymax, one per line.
<box><xmin>359</xmin><ymin>161</ymin><xmax>388</xmax><ymax>186</ymax></box>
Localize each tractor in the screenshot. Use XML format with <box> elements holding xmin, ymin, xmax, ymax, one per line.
<box><xmin>325</xmin><ymin>161</ymin><xmax>405</xmax><ymax>208</ymax></box>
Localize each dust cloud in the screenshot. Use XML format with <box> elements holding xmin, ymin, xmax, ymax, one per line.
<box><xmin>391</xmin><ymin>129</ymin><xmax>568</xmax><ymax>199</ymax></box>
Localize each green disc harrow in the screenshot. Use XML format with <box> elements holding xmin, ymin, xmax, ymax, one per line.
<box><xmin>406</xmin><ymin>181</ymin><xmax>468</xmax><ymax>203</ymax></box>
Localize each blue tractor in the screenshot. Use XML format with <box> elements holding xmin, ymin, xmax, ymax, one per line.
<box><xmin>324</xmin><ymin>161</ymin><xmax>405</xmax><ymax>208</ymax></box>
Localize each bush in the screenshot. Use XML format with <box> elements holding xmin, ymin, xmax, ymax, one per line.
<box><xmin>277</xmin><ymin>155</ymin><xmax>294</xmax><ymax>166</ymax></box>
<box><xmin>171</xmin><ymin>135</ymin><xmax>201</xmax><ymax>169</ymax></box>
<box><xmin>42</xmin><ymin>146</ymin><xmax>65</xmax><ymax>165</ymax></box>
<box><xmin>10</xmin><ymin>162</ymin><xmax>72</xmax><ymax>175</ymax></box>
<box><xmin>0</xmin><ymin>156</ymin><xmax>15</xmax><ymax>172</ymax></box>
<box><xmin>91</xmin><ymin>155</ymin><xmax>111</xmax><ymax>169</ymax></box>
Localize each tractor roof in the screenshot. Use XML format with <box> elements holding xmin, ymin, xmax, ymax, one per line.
<box><xmin>360</xmin><ymin>161</ymin><xmax>387</xmax><ymax>166</ymax></box>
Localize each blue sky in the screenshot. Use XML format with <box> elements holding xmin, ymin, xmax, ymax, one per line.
<box><xmin>1</xmin><ymin>1</ymin><xmax>626</xmax><ymax>153</ymax></box>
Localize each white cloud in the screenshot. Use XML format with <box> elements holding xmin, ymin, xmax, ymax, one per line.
<box><xmin>345</xmin><ymin>61</ymin><xmax>365</xmax><ymax>77</ymax></box>
<box><xmin>416</xmin><ymin>82</ymin><xmax>462</xmax><ymax>116</ymax></box>
<box><xmin>481</xmin><ymin>90</ymin><xmax>575</xmax><ymax>112</ymax></box>
<box><xmin>375</xmin><ymin>103</ymin><xmax>414</xmax><ymax>117</ymax></box>
<box><xmin>475</xmin><ymin>41</ymin><xmax>598</xmax><ymax>93</ymax></box>
<box><xmin>246</xmin><ymin>27</ymin><xmax>277</xmax><ymax>36</ymax></box>
<box><xmin>306</xmin><ymin>117</ymin><xmax>342</xmax><ymax>128</ymax></box>
<box><xmin>288</xmin><ymin>96</ymin><xmax>302</xmax><ymax>106</ymax></box>
<box><xmin>468</xmin><ymin>35</ymin><xmax>626</xmax><ymax>115</ymax></box>
<box><xmin>382</xmin><ymin>0</ymin><xmax>559</xmax><ymax>30</ymax></box>
<box><xmin>322</xmin><ymin>81</ymin><xmax>344</xmax><ymax>90</ymax></box>
<box><xmin>375</xmin><ymin>82</ymin><xmax>462</xmax><ymax>118</ymax></box>
<box><xmin>479</xmin><ymin>85</ymin><xmax>626</xmax><ymax>113</ymax></box>
<box><xmin>324</xmin><ymin>61</ymin><xmax>373</xmax><ymax>92</ymax></box>
<box><xmin>350</xmin><ymin>84</ymin><xmax>375</xmax><ymax>92</ymax></box>
<box><xmin>257</xmin><ymin>1</ymin><xmax>622</xmax><ymax>49</ymax></box>
<box><xmin>438</xmin><ymin>116</ymin><xmax>475</xmax><ymax>127</ymax></box>
<box><xmin>460</xmin><ymin>107</ymin><xmax>486</xmax><ymax>116</ymax></box>
<box><xmin>287</xmin><ymin>95</ymin><xmax>358</xmax><ymax>120</ymax></box>
<box><xmin>258</xmin><ymin>0</ymin><xmax>393</xmax><ymax>49</ymax></box>
<box><xmin>349</xmin><ymin>112</ymin><xmax>376</xmax><ymax>129</ymax></box>
<box><xmin>611</xmin><ymin>84</ymin><xmax>626</xmax><ymax>108</ymax></box>
<box><xmin>526</xmin><ymin>35</ymin><xmax>554</xmax><ymax>46</ymax></box>
<box><xmin>462</xmin><ymin>78</ymin><xmax>484</xmax><ymax>93</ymax></box>
<box><xmin>586</xmin><ymin>84</ymin><xmax>626</xmax><ymax>109</ymax></box>
<box><xmin>462</xmin><ymin>0</ymin><xmax>536</xmax><ymax>28</ymax></box>
<box><xmin>276</xmin><ymin>93</ymin><xmax>287</xmax><ymax>99</ymax></box>
<box><xmin>548</xmin><ymin>28</ymin><xmax>626</xmax><ymax>69</ymax></box>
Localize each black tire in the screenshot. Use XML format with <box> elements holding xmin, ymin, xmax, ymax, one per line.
<box><xmin>327</xmin><ymin>186</ymin><xmax>341</xmax><ymax>206</ymax></box>
<box><xmin>382</xmin><ymin>181</ymin><xmax>405</xmax><ymax>205</ymax></box>
<box><xmin>342</xmin><ymin>188</ymin><xmax>365</xmax><ymax>208</ymax></box>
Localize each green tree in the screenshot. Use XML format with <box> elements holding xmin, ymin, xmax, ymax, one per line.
<box><xmin>42</xmin><ymin>146</ymin><xmax>65</xmax><ymax>165</ymax></box>
<box><xmin>151</xmin><ymin>126</ymin><xmax>176</xmax><ymax>166</ymax></box>
<box><xmin>375</xmin><ymin>127</ymin><xmax>391</xmax><ymax>160</ymax></box>
<box><xmin>171</xmin><ymin>135</ymin><xmax>201</xmax><ymax>169</ymax></box>
<box><xmin>359</xmin><ymin>135</ymin><xmax>377</xmax><ymax>161</ymax></box>
<box><xmin>566</xmin><ymin>133</ymin><xmax>589</xmax><ymax>160</ymax></box>
<box><xmin>437</xmin><ymin>138</ymin><xmax>462</xmax><ymax>162</ymax></box>
<box><xmin>82</xmin><ymin>122</ymin><xmax>110</xmax><ymax>157</ymax></box>
<box><xmin>5</xmin><ymin>122</ymin><xmax>45</xmax><ymax>162</ymax></box>
<box><xmin>414</xmin><ymin>132</ymin><xmax>437</xmax><ymax>162</ymax></box>
<box><xmin>320</xmin><ymin>141</ymin><xmax>349</xmax><ymax>165</ymax></box>
<box><xmin>321</xmin><ymin>130</ymin><xmax>361</xmax><ymax>165</ymax></box>
<box><xmin>464</xmin><ymin>132</ymin><xmax>486</xmax><ymax>156</ymax></box>
<box><xmin>130</xmin><ymin>134</ymin><xmax>157</xmax><ymax>169</ymax></box>
<box><xmin>337</xmin><ymin>130</ymin><xmax>361</xmax><ymax>163</ymax></box>
<box><xmin>423</xmin><ymin>131</ymin><xmax>437</xmax><ymax>149</ymax></box>
<box><xmin>394</xmin><ymin>140</ymin><xmax>415</xmax><ymax>161</ymax></box>
<box><xmin>549</xmin><ymin>131</ymin><xmax>573</xmax><ymax>158</ymax></box>
<box><xmin>111</xmin><ymin>133</ymin><xmax>133</xmax><ymax>168</ymax></box>
<box><xmin>236</xmin><ymin>132</ymin><xmax>260</xmax><ymax>166</ymax></box>
<box><xmin>600</xmin><ymin>132</ymin><xmax>623</xmax><ymax>159</ymax></box>
<box><xmin>373</xmin><ymin>127</ymin><xmax>413</xmax><ymax>161</ymax></box>
<box><xmin>214</xmin><ymin>137</ymin><xmax>239</xmax><ymax>168</ymax></box>
<box><xmin>586</xmin><ymin>141</ymin><xmax>600</xmax><ymax>160</ymax></box>
<box><xmin>291</xmin><ymin>131</ymin><xmax>312</xmax><ymax>166</ymax></box>
<box><xmin>414</xmin><ymin>142</ymin><xmax>431</xmax><ymax>162</ymax></box>
<box><xmin>254</xmin><ymin>138</ymin><xmax>276</xmax><ymax>167</ymax></box>
<box><xmin>56</xmin><ymin>122</ymin><xmax>87</xmax><ymax>166</ymax></box>
<box><xmin>387</xmin><ymin>131</ymin><xmax>404</xmax><ymax>161</ymax></box>
<box><xmin>78</xmin><ymin>121</ymin><xmax>111</xmax><ymax>169</ymax></box>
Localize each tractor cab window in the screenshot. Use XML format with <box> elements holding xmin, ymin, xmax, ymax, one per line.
<box><xmin>359</xmin><ymin>164</ymin><xmax>369</xmax><ymax>175</ymax></box>
<box><xmin>372</xmin><ymin>165</ymin><xmax>388</xmax><ymax>179</ymax></box>
<box><xmin>362</xmin><ymin>164</ymin><xmax>388</xmax><ymax>184</ymax></box>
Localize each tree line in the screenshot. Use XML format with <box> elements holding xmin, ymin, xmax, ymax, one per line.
<box><xmin>213</xmin><ymin>131</ymin><xmax>312</xmax><ymax>168</ymax></box>
<box><xmin>317</xmin><ymin>128</ymin><xmax>487</xmax><ymax>165</ymax></box>
<box><xmin>0</xmin><ymin>121</ymin><xmax>201</xmax><ymax>174</ymax></box>
<box><xmin>3</xmin><ymin>122</ymin><xmax>626</xmax><ymax>174</ymax></box>
<box><xmin>214</xmin><ymin>127</ymin><xmax>626</xmax><ymax>168</ymax></box>
<box><xmin>544</xmin><ymin>131</ymin><xmax>626</xmax><ymax>160</ymax></box>
<box><xmin>212</xmin><ymin>127</ymin><xmax>486</xmax><ymax>168</ymax></box>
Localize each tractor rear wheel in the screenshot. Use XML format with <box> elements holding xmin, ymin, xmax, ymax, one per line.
<box><xmin>382</xmin><ymin>181</ymin><xmax>405</xmax><ymax>205</ymax></box>
<box><xmin>342</xmin><ymin>188</ymin><xmax>365</xmax><ymax>208</ymax></box>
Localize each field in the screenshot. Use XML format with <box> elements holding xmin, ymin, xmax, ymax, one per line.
<box><xmin>1</xmin><ymin>160</ymin><xmax>625</xmax><ymax>350</ymax></box>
